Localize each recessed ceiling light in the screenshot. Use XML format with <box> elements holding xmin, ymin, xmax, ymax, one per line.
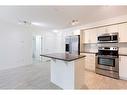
<box><xmin>53</xmin><ymin>30</ymin><xmax>59</xmax><ymax>33</ymax></box>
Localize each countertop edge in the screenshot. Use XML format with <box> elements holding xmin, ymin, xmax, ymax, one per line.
<box><xmin>119</xmin><ymin>54</ymin><xmax>127</xmax><ymax>56</ymax></box>
<box><xmin>80</xmin><ymin>51</ymin><xmax>98</xmax><ymax>54</ymax></box>
<box><xmin>40</xmin><ymin>54</ymin><xmax>86</xmax><ymax>62</ymax></box>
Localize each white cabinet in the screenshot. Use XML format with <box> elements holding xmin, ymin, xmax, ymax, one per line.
<box><xmin>83</xmin><ymin>30</ymin><xmax>90</xmax><ymax>43</ymax></box>
<box><xmin>118</xmin><ymin>23</ymin><xmax>127</xmax><ymax>42</ymax></box>
<box><xmin>96</xmin><ymin>25</ymin><xmax>118</xmax><ymax>36</ymax></box>
<box><xmin>119</xmin><ymin>56</ymin><xmax>127</xmax><ymax>80</ymax></box>
<box><xmin>82</xmin><ymin>23</ymin><xmax>127</xmax><ymax>44</ymax></box>
<box><xmin>80</xmin><ymin>53</ymin><xmax>95</xmax><ymax>72</ymax></box>
<box><xmin>96</xmin><ymin>27</ymin><xmax>107</xmax><ymax>36</ymax></box>
<box><xmin>107</xmin><ymin>24</ymin><xmax>118</xmax><ymax>33</ymax></box>
<box><xmin>83</xmin><ymin>28</ymin><xmax>97</xmax><ymax>43</ymax></box>
<box><xmin>89</xmin><ymin>28</ymin><xmax>97</xmax><ymax>43</ymax></box>
<box><xmin>83</xmin><ymin>27</ymin><xmax>107</xmax><ymax>44</ymax></box>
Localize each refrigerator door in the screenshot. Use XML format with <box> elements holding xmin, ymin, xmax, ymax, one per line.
<box><xmin>70</xmin><ymin>36</ymin><xmax>79</xmax><ymax>55</ymax></box>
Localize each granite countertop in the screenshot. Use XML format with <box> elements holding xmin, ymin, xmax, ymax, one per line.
<box><xmin>40</xmin><ymin>53</ymin><xmax>86</xmax><ymax>61</ymax></box>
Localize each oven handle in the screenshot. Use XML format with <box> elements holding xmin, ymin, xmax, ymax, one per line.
<box><xmin>97</xmin><ymin>55</ymin><xmax>118</xmax><ymax>59</ymax></box>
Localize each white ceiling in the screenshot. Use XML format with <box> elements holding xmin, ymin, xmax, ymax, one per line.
<box><xmin>0</xmin><ymin>6</ymin><xmax>127</xmax><ymax>31</ymax></box>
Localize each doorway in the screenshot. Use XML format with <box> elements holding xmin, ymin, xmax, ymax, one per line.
<box><xmin>32</xmin><ymin>35</ymin><xmax>43</xmax><ymax>63</ymax></box>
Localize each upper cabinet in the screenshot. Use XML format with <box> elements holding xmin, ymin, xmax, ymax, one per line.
<box><xmin>89</xmin><ymin>28</ymin><xmax>97</xmax><ymax>43</ymax></box>
<box><xmin>82</xmin><ymin>22</ymin><xmax>127</xmax><ymax>44</ymax></box>
<box><xmin>118</xmin><ymin>23</ymin><xmax>127</xmax><ymax>42</ymax></box>
<box><xmin>83</xmin><ymin>28</ymin><xmax>97</xmax><ymax>43</ymax></box>
<box><xmin>96</xmin><ymin>27</ymin><xmax>107</xmax><ymax>37</ymax></box>
<box><xmin>96</xmin><ymin>25</ymin><xmax>118</xmax><ymax>36</ymax></box>
<box><xmin>106</xmin><ymin>24</ymin><xmax>118</xmax><ymax>33</ymax></box>
<box><xmin>83</xmin><ymin>29</ymin><xmax>90</xmax><ymax>43</ymax></box>
<box><xmin>83</xmin><ymin>24</ymin><xmax>120</xmax><ymax>44</ymax></box>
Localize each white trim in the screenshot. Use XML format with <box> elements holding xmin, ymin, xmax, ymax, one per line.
<box><xmin>120</xmin><ymin>76</ymin><xmax>127</xmax><ymax>80</ymax></box>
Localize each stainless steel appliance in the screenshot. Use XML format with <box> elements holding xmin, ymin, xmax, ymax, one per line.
<box><xmin>98</xmin><ymin>32</ymin><xmax>118</xmax><ymax>43</ymax></box>
<box><xmin>96</xmin><ymin>46</ymin><xmax>119</xmax><ymax>79</ymax></box>
<box><xmin>65</xmin><ymin>35</ymin><xmax>80</xmax><ymax>55</ymax></box>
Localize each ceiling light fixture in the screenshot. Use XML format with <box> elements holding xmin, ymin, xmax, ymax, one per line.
<box><xmin>71</xmin><ymin>20</ymin><xmax>79</xmax><ymax>25</ymax></box>
<box><xmin>18</xmin><ymin>20</ymin><xmax>31</xmax><ymax>25</ymax></box>
<box><xmin>18</xmin><ymin>19</ymin><xmax>45</xmax><ymax>27</ymax></box>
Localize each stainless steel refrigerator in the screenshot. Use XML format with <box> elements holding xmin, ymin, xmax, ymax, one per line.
<box><xmin>65</xmin><ymin>35</ymin><xmax>80</xmax><ymax>55</ymax></box>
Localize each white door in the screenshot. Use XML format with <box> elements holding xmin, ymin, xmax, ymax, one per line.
<box><xmin>32</xmin><ymin>35</ymin><xmax>42</xmax><ymax>60</ymax></box>
<box><xmin>35</xmin><ymin>36</ymin><xmax>42</xmax><ymax>58</ymax></box>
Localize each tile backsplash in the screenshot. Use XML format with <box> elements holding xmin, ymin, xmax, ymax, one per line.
<box><xmin>83</xmin><ymin>43</ymin><xmax>98</xmax><ymax>53</ymax></box>
<box><xmin>83</xmin><ymin>42</ymin><xmax>127</xmax><ymax>54</ymax></box>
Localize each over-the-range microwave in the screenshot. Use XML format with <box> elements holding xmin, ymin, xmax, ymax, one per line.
<box><xmin>97</xmin><ymin>32</ymin><xmax>118</xmax><ymax>43</ymax></box>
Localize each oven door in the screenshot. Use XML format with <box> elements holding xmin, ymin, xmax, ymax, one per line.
<box><xmin>96</xmin><ymin>56</ymin><xmax>119</xmax><ymax>72</ymax></box>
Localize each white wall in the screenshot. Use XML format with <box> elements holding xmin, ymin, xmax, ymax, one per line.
<box><xmin>32</xmin><ymin>30</ymin><xmax>60</xmax><ymax>54</ymax></box>
<box><xmin>0</xmin><ymin>20</ymin><xmax>32</xmax><ymax>70</ymax></box>
<box><xmin>54</xmin><ymin>31</ymin><xmax>65</xmax><ymax>53</ymax></box>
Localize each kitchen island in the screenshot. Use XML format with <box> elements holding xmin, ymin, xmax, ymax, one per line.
<box><xmin>40</xmin><ymin>53</ymin><xmax>85</xmax><ymax>89</ymax></box>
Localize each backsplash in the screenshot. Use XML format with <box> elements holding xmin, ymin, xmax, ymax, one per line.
<box><xmin>82</xmin><ymin>42</ymin><xmax>127</xmax><ymax>54</ymax></box>
<box><xmin>83</xmin><ymin>43</ymin><xmax>98</xmax><ymax>52</ymax></box>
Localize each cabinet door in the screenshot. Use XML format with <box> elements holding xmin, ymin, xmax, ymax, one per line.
<box><xmin>119</xmin><ymin>56</ymin><xmax>127</xmax><ymax>80</ymax></box>
<box><xmin>118</xmin><ymin>23</ymin><xmax>127</xmax><ymax>42</ymax></box>
<box><xmin>83</xmin><ymin>30</ymin><xmax>90</xmax><ymax>43</ymax></box>
<box><xmin>89</xmin><ymin>28</ymin><xmax>97</xmax><ymax>43</ymax></box>
<box><xmin>107</xmin><ymin>24</ymin><xmax>118</xmax><ymax>33</ymax></box>
<box><xmin>83</xmin><ymin>29</ymin><xmax>97</xmax><ymax>44</ymax></box>
<box><xmin>96</xmin><ymin>27</ymin><xmax>107</xmax><ymax>36</ymax></box>
<box><xmin>84</xmin><ymin>53</ymin><xmax>95</xmax><ymax>72</ymax></box>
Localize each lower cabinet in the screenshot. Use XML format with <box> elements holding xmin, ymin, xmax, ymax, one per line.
<box><xmin>80</xmin><ymin>53</ymin><xmax>96</xmax><ymax>72</ymax></box>
<box><xmin>119</xmin><ymin>56</ymin><xmax>127</xmax><ymax>80</ymax></box>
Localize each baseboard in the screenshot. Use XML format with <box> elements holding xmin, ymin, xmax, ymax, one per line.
<box><xmin>120</xmin><ymin>76</ymin><xmax>127</xmax><ymax>80</ymax></box>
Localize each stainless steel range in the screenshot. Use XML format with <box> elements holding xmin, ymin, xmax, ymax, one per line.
<box><xmin>96</xmin><ymin>33</ymin><xmax>119</xmax><ymax>79</ymax></box>
<box><xmin>95</xmin><ymin>47</ymin><xmax>119</xmax><ymax>79</ymax></box>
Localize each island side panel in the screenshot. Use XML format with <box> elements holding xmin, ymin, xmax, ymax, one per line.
<box><xmin>74</xmin><ymin>57</ymin><xmax>85</xmax><ymax>89</ymax></box>
<box><xmin>50</xmin><ymin>59</ymin><xmax>75</xmax><ymax>89</ymax></box>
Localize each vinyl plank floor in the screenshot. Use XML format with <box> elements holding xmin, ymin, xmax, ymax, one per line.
<box><xmin>84</xmin><ymin>70</ymin><xmax>127</xmax><ymax>89</ymax></box>
<box><xmin>0</xmin><ymin>62</ymin><xmax>127</xmax><ymax>89</ymax></box>
<box><xmin>0</xmin><ymin>63</ymin><xmax>61</xmax><ymax>89</ymax></box>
